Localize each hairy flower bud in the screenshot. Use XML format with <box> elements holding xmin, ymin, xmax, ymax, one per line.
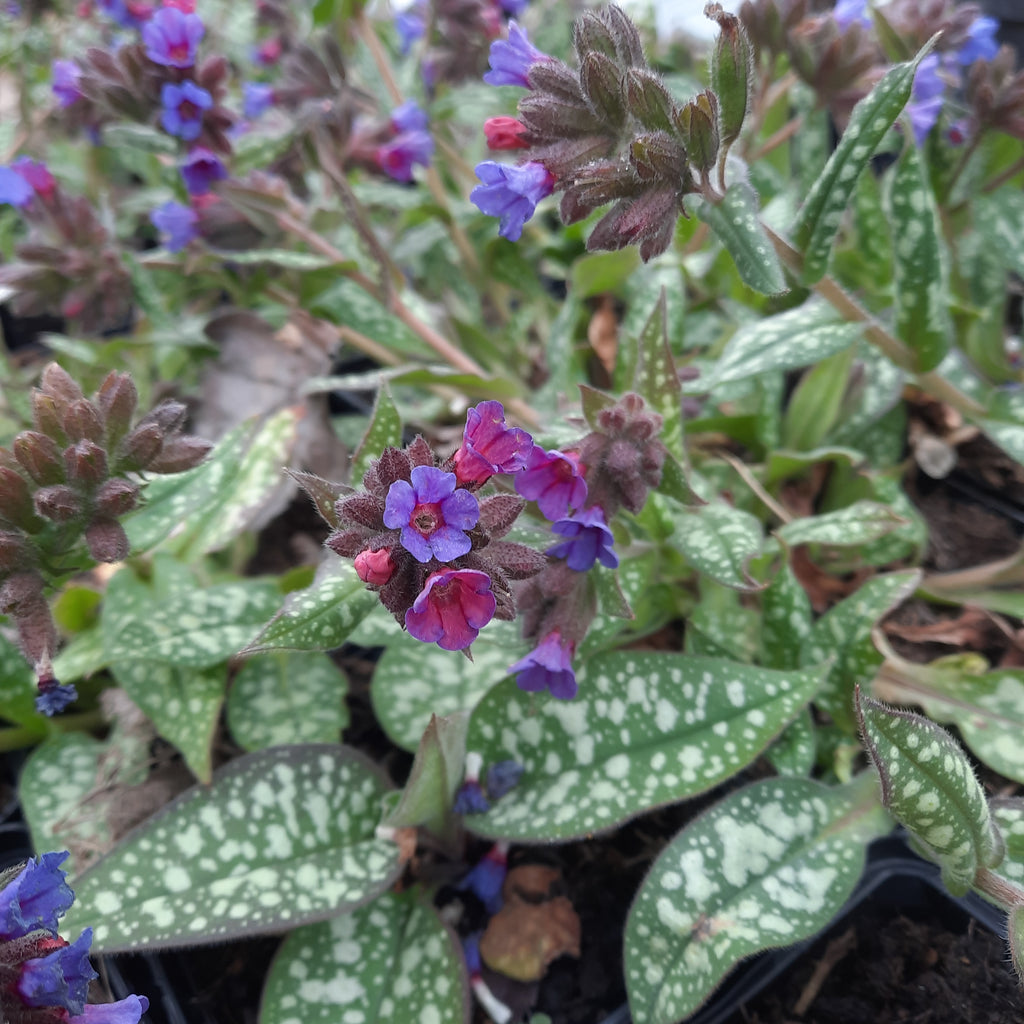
<box><xmin>0</xmin><ymin>466</ymin><xmax>39</xmax><ymax>531</ymax></box>
<box><xmin>95</xmin><ymin>371</ymin><xmax>138</xmax><ymax>449</ymax></box>
<box><xmin>674</xmin><ymin>90</ymin><xmax>720</xmax><ymax>178</ymax></box>
<box><xmin>0</xmin><ymin>530</ymin><xmax>31</xmax><ymax>572</ymax></box>
<box><xmin>39</xmin><ymin>362</ymin><xmax>84</xmax><ymax>406</ymax></box>
<box><xmin>117</xmin><ymin>422</ymin><xmax>164</xmax><ymax>471</ymax></box>
<box><xmin>147</xmin><ymin>436</ymin><xmax>213</xmax><ymax>473</ymax></box>
<box><xmin>141</xmin><ymin>399</ymin><xmax>188</xmax><ymax>434</ymax></box>
<box><xmin>85</xmin><ymin>518</ymin><xmax>129</xmax><ymax>563</ymax></box>
<box><xmin>33</xmin><ymin>485</ymin><xmax>83</xmax><ymax>523</ymax></box>
<box><xmin>95</xmin><ymin>478</ymin><xmax>141</xmax><ymax>517</ymax></box>
<box><xmin>13</xmin><ymin>432</ymin><xmax>65</xmax><ymax>486</ymax></box>
<box><xmin>64</xmin><ymin>440</ymin><xmax>108</xmax><ymax>485</ymax></box>
<box><xmin>706</xmin><ymin>2</ymin><xmax>754</xmax><ymax>150</ymax></box>
<box><xmin>31</xmin><ymin>393</ymin><xmax>67</xmax><ymax>445</ymax></box>
<box><xmin>62</xmin><ymin>399</ymin><xmax>105</xmax><ymax>445</ymax></box>
<box><xmin>624</xmin><ymin>68</ymin><xmax>677</xmax><ymax>133</ymax></box>
<box><xmin>580</xmin><ymin>51</ymin><xmax>627</xmax><ymax>130</ymax></box>
<box><xmin>0</xmin><ymin>571</ymin><xmax>45</xmax><ymax>615</ymax></box>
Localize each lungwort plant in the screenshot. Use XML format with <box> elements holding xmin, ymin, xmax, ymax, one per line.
<box><xmin>3</xmin><ymin>0</ymin><xmax>1024</xmax><ymax>1022</ymax></box>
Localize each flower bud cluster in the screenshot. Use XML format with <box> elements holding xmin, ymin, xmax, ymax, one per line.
<box><xmin>0</xmin><ymin>363</ymin><xmax>211</xmax><ymax>712</ymax></box>
<box><xmin>471</xmin><ymin>4</ymin><xmax>755</xmax><ymax>260</ymax></box>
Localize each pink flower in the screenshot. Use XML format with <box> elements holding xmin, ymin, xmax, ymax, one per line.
<box><xmin>453</xmin><ymin>401</ymin><xmax>533</xmax><ymax>486</ymax></box>
<box><xmin>354</xmin><ymin>548</ymin><xmax>395</xmax><ymax>585</ymax></box>
<box><xmin>405</xmin><ymin>569</ymin><xmax>496</xmax><ymax>650</ymax></box>
<box><xmin>514</xmin><ymin>445</ymin><xmax>587</xmax><ymax>520</ymax></box>
<box><xmin>483</xmin><ymin>116</ymin><xmax>529</xmax><ymax>150</ymax></box>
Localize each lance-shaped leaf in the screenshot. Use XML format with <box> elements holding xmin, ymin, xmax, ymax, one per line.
<box><xmin>227</xmin><ymin>650</ymin><xmax>350</xmax><ymax>752</ymax></box>
<box><xmin>351</xmin><ymin>384</ymin><xmax>403</xmax><ymax>485</ymax></box>
<box><xmin>991</xmin><ymin>799</ymin><xmax>1024</xmax><ymax>890</ymax></box>
<box><xmin>624</xmin><ymin>773</ymin><xmax>889</xmax><ymax>1024</ymax></box>
<box><xmin>799</xmin><ymin>569</ymin><xmax>920</xmax><ymax>732</ymax></box>
<box><xmin>673</xmin><ymin>500</ymin><xmax>765</xmax><ymax>591</ymax></box>
<box><xmin>242</xmin><ymin>560</ymin><xmax>377</xmax><ymax>655</ymax></box>
<box><xmin>260</xmin><ymin>892</ymin><xmax>469</xmax><ymax>1024</ymax></box>
<box><xmin>465</xmin><ymin>653</ymin><xmax>824</xmax><ymax>842</ymax></box>
<box><xmin>760</xmin><ymin>562</ymin><xmax>812</xmax><ymax>671</ymax></box>
<box><xmin>886</xmin><ymin>137</ymin><xmax>951</xmax><ymax>371</ymax></box>
<box><xmin>766</xmin><ymin>708</ymin><xmax>816</xmax><ymax>777</ymax></box>
<box><xmin>776</xmin><ymin>500</ymin><xmax>906</xmax><ymax>549</ymax></box>
<box><xmin>792</xmin><ymin>43</ymin><xmax>933</xmax><ymax>285</ymax></box>
<box><xmin>856</xmin><ymin>690</ymin><xmax>1003</xmax><ymax>896</ymax></box>
<box><xmin>62</xmin><ymin>745</ymin><xmax>403</xmax><ymax>952</ymax></box>
<box><xmin>693</xmin><ymin>183</ymin><xmax>788</xmax><ymax>296</ymax></box>
<box><xmin>124</xmin><ymin>408</ymin><xmax>299</xmax><ymax>559</ymax></box>
<box><xmin>0</xmin><ymin>632</ymin><xmax>42</xmax><ymax>728</ymax></box>
<box><xmin>633</xmin><ymin>291</ymin><xmax>684</xmax><ymax>460</ymax></box>
<box><xmin>708</xmin><ymin>302</ymin><xmax>860</xmax><ymax>387</ymax></box>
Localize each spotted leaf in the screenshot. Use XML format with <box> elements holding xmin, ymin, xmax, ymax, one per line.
<box><xmin>766</xmin><ymin>708</ymin><xmax>816</xmax><ymax>777</ymax></box>
<box><xmin>792</xmin><ymin>43</ymin><xmax>932</xmax><ymax>284</ymax></box>
<box><xmin>856</xmin><ymin>691</ymin><xmax>1002</xmax><ymax>896</ymax></box>
<box><xmin>260</xmin><ymin>892</ymin><xmax>468</xmax><ymax>1024</ymax></box>
<box><xmin>62</xmin><ymin>745</ymin><xmax>403</xmax><ymax>952</ymax></box>
<box><xmin>633</xmin><ymin>291</ymin><xmax>684</xmax><ymax>460</ymax></box>
<box><xmin>241</xmin><ymin>560</ymin><xmax>377</xmax><ymax>656</ymax></box>
<box><xmin>0</xmin><ymin>631</ymin><xmax>42</xmax><ymax>729</ymax></box>
<box><xmin>672</xmin><ymin>501</ymin><xmax>765</xmax><ymax>592</ymax></box>
<box><xmin>124</xmin><ymin>408</ymin><xmax>299</xmax><ymax>560</ymax></box>
<box><xmin>351</xmin><ymin>384</ymin><xmax>403</xmax><ymax>486</ymax></box>
<box><xmin>991</xmin><ymin>799</ymin><xmax>1024</xmax><ymax>890</ymax></box>
<box><xmin>776</xmin><ymin>500</ymin><xmax>906</xmax><ymax>549</ymax></box>
<box><xmin>465</xmin><ymin>653</ymin><xmax>824</xmax><ymax>842</ymax></box>
<box><xmin>624</xmin><ymin>773</ymin><xmax>889</xmax><ymax>1024</ymax></box>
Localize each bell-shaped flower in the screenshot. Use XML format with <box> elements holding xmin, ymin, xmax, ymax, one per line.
<box><xmin>483</xmin><ymin>21</ymin><xmax>549</xmax><ymax>87</ymax></box>
<box><xmin>547</xmin><ymin>506</ymin><xmax>618</xmax><ymax>571</ymax></box>
<box><xmin>180</xmin><ymin>147</ymin><xmax>228</xmax><ymax>195</ymax></box>
<box><xmin>515</xmin><ymin>445</ymin><xmax>587</xmax><ymax>520</ymax></box>
<box><xmin>0</xmin><ymin>851</ymin><xmax>73</xmax><ymax>940</ymax></box>
<box><xmin>471</xmin><ymin>160</ymin><xmax>555</xmax><ymax>241</ymax></box>
<box><xmin>509</xmin><ymin>630</ymin><xmax>577</xmax><ymax>699</ymax></box>
<box><xmin>453</xmin><ymin>401</ymin><xmax>533</xmax><ymax>486</ymax></box>
<box><xmin>150</xmin><ymin>200</ymin><xmax>199</xmax><ymax>252</ymax></box>
<box><xmin>142</xmin><ymin>6</ymin><xmax>204</xmax><ymax>67</ymax></box>
<box><xmin>405</xmin><ymin>568</ymin><xmax>496</xmax><ymax>650</ymax></box>
<box><xmin>17</xmin><ymin>928</ymin><xmax>97</xmax><ymax>1015</ymax></box>
<box><xmin>160</xmin><ymin>80</ymin><xmax>212</xmax><ymax>141</ymax></box>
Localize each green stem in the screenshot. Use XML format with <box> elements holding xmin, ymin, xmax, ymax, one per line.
<box><xmin>0</xmin><ymin>710</ymin><xmax>106</xmax><ymax>752</ymax></box>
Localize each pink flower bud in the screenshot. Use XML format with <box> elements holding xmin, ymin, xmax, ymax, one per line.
<box><xmin>354</xmin><ymin>548</ymin><xmax>396</xmax><ymax>586</ymax></box>
<box><xmin>483</xmin><ymin>117</ymin><xmax>530</xmax><ymax>150</ymax></box>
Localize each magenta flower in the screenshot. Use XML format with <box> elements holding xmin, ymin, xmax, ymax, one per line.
<box><xmin>383</xmin><ymin>466</ymin><xmax>480</xmax><ymax>563</ymax></box>
<box><xmin>180</xmin><ymin>147</ymin><xmax>227</xmax><ymax>195</ymax></box>
<box><xmin>11</xmin><ymin>157</ymin><xmax>55</xmax><ymax>200</ymax></box>
<box><xmin>150</xmin><ymin>200</ymin><xmax>198</xmax><ymax>251</ymax></box>
<box><xmin>483</xmin><ymin>21</ymin><xmax>549</xmax><ymax>87</ymax></box>
<box><xmin>17</xmin><ymin>928</ymin><xmax>96</xmax><ymax>1014</ymax></box>
<box><xmin>52</xmin><ymin>60</ymin><xmax>83</xmax><ymax>108</ymax></box>
<box><xmin>405</xmin><ymin>568</ymin><xmax>496</xmax><ymax>649</ymax></box>
<box><xmin>471</xmin><ymin>160</ymin><xmax>555</xmax><ymax>241</ymax></box>
<box><xmin>515</xmin><ymin>444</ymin><xmax>587</xmax><ymax>520</ymax></box>
<box><xmin>160</xmin><ymin>80</ymin><xmax>212</xmax><ymax>140</ymax></box>
<box><xmin>0</xmin><ymin>852</ymin><xmax>73</xmax><ymax>940</ymax></box>
<box><xmin>547</xmin><ymin>506</ymin><xmax>618</xmax><ymax>571</ymax></box>
<box><xmin>142</xmin><ymin>6</ymin><xmax>204</xmax><ymax>68</ymax></box>
<box><xmin>509</xmin><ymin>630</ymin><xmax>577</xmax><ymax>699</ymax></box>
<box><xmin>377</xmin><ymin>130</ymin><xmax>434</xmax><ymax>183</ymax></box>
<box><xmin>453</xmin><ymin>401</ymin><xmax>533</xmax><ymax>486</ymax></box>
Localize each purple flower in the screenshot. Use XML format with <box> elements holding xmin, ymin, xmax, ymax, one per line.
<box><xmin>243</xmin><ymin>82</ymin><xmax>275</xmax><ymax>120</ymax></box>
<box><xmin>514</xmin><ymin>444</ymin><xmax>587</xmax><ymax>520</ymax></box>
<box><xmin>547</xmin><ymin>506</ymin><xmax>618</xmax><ymax>571</ymax></box>
<box><xmin>405</xmin><ymin>568</ymin><xmax>496</xmax><ymax>650</ymax></box>
<box><xmin>180</xmin><ymin>147</ymin><xmax>227</xmax><ymax>195</ymax></box>
<box><xmin>486</xmin><ymin>759</ymin><xmax>524</xmax><ymax>799</ymax></box>
<box><xmin>391</xmin><ymin>100</ymin><xmax>428</xmax><ymax>133</ymax></box>
<box><xmin>72</xmin><ymin>995</ymin><xmax>151</xmax><ymax>1023</ymax></box>
<box><xmin>833</xmin><ymin>0</ymin><xmax>870</xmax><ymax>32</ymax></box>
<box><xmin>52</xmin><ymin>60</ymin><xmax>83</xmax><ymax>108</ymax></box>
<box><xmin>142</xmin><ymin>7</ymin><xmax>204</xmax><ymax>68</ymax></box>
<box><xmin>17</xmin><ymin>928</ymin><xmax>97</xmax><ymax>1015</ymax></box>
<box><xmin>98</xmin><ymin>0</ymin><xmax>153</xmax><ymax>29</ymax></box>
<box><xmin>160</xmin><ymin>80</ymin><xmax>212</xmax><ymax>141</ymax></box>
<box><xmin>471</xmin><ymin>160</ymin><xmax>555</xmax><ymax>241</ymax></box>
<box><xmin>907</xmin><ymin>53</ymin><xmax>945</xmax><ymax>145</ymax></box>
<box><xmin>497</xmin><ymin>0</ymin><xmax>529</xmax><ymax>15</ymax></box>
<box><xmin>11</xmin><ymin>157</ymin><xmax>55</xmax><ymax>199</ymax></box>
<box><xmin>458</xmin><ymin>844</ymin><xmax>508</xmax><ymax>914</ymax></box>
<box><xmin>377</xmin><ymin>130</ymin><xmax>434</xmax><ymax>183</ymax></box>
<box><xmin>454</xmin><ymin>779</ymin><xmax>490</xmax><ymax>814</ymax></box>
<box><xmin>150</xmin><ymin>200</ymin><xmax>198</xmax><ymax>251</ymax></box>
<box><xmin>453</xmin><ymin>400</ymin><xmax>533</xmax><ymax>486</ymax></box>
<box><xmin>395</xmin><ymin>5</ymin><xmax>425</xmax><ymax>55</ymax></box>
<box><xmin>0</xmin><ymin>165</ymin><xmax>34</xmax><ymax>208</ymax></box>
<box><xmin>35</xmin><ymin>677</ymin><xmax>78</xmax><ymax>716</ymax></box>
<box><xmin>383</xmin><ymin>466</ymin><xmax>479</xmax><ymax>563</ymax></box>
<box><xmin>0</xmin><ymin>851</ymin><xmax>73</xmax><ymax>940</ymax></box>
<box><xmin>956</xmin><ymin>15</ymin><xmax>999</xmax><ymax>66</ymax></box>
<box><xmin>483</xmin><ymin>21</ymin><xmax>549</xmax><ymax>87</ymax></box>
<box><xmin>509</xmin><ymin>631</ymin><xmax>577</xmax><ymax>699</ymax></box>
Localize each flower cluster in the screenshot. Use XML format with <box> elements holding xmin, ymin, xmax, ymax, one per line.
<box><xmin>0</xmin><ymin>851</ymin><xmax>148</xmax><ymax>1023</ymax></box>
<box><xmin>0</xmin><ymin>364</ymin><xmax>211</xmax><ymax>713</ymax></box>
<box><xmin>470</xmin><ymin>5</ymin><xmax>755</xmax><ymax>259</ymax></box>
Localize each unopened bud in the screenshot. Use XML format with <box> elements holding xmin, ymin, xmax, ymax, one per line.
<box><xmin>572</xmin><ymin>9</ymin><xmax>620</xmax><ymax>63</ymax></box>
<box><xmin>0</xmin><ymin>466</ymin><xmax>38</xmax><ymax>530</ymax></box>
<box><xmin>625</xmin><ymin>68</ymin><xmax>676</xmax><ymax>133</ymax></box>
<box><xmin>95</xmin><ymin>371</ymin><xmax>138</xmax><ymax>449</ymax></box>
<box><xmin>39</xmin><ymin>362</ymin><xmax>84</xmax><ymax>405</ymax></box>
<box><xmin>0</xmin><ymin>530</ymin><xmax>31</xmax><ymax>572</ymax></box>
<box><xmin>117</xmin><ymin>422</ymin><xmax>164</xmax><ymax>471</ymax></box>
<box><xmin>483</xmin><ymin>117</ymin><xmax>530</xmax><ymax>150</ymax></box>
<box><xmin>34</xmin><ymin>484</ymin><xmax>83</xmax><ymax>523</ymax></box>
<box><xmin>674</xmin><ymin>90</ymin><xmax>720</xmax><ymax>177</ymax></box>
<box><xmin>0</xmin><ymin>571</ymin><xmax>45</xmax><ymax>614</ymax></box>
<box><xmin>95</xmin><ymin>478</ymin><xmax>141</xmax><ymax>517</ymax></box>
<box><xmin>85</xmin><ymin>518</ymin><xmax>129</xmax><ymax>563</ymax></box>
<box><xmin>31</xmin><ymin>392</ymin><xmax>68</xmax><ymax>444</ymax></box>
<box><xmin>146</xmin><ymin>435</ymin><xmax>212</xmax><ymax>474</ymax></box>
<box><xmin>62</xmin><ymin>399</ymin><xmax>105</xmax><ymax>444</ymax></box>
<box><xmin>706</xmin><ymin>2</ymin><xmax>753</xmax><ymax>149</ymax></box>
<box><xmin>14</xmin><ymin>431</ymin><xmax>66</xmax><ymax>486</ymax></box>
<box><xmin>141</xmin><ymin>399</ymin><xmax>188</xmax><ymax>434</ymax></box>
<box><xmin>580</xmin><ymin>52</ymin><xmax>627</xmax><ymax>130</ymax></box>
<box><xmin>354</xmin><ymin>547</ymin><xmax>396</xmax><ymax>586</ymax></box>
<box><xmin>64</xmin><ymin>439</ymin><xmax>108</xmax><ymax>485</ymax></box>
<box><xmin>629</xmin><ymin>132</ymin><xmax>688</xmax><ymax>181</ymax></box>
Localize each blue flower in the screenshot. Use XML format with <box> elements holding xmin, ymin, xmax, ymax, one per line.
<box><xmin>52</xmin><ymin>60</ymin><xmax>83</xmax><ymax>108</ymax></box>
<box><xmin>395</xmin><ymin>3</ymin><xmax>425</xmax><ymax>55</ymax></box>
<box><xmin>508</xmin><ymin>631</ymin><xmax>577</xmax><ymax>699</ymax></box>
<box><xmin>150</xmin><ymin>200</ymin><xmax>198</xmax><ymax>251</ymax></box>
<box><xmin>180</xmin><ymin>147</ymin><xmax>227</xmax><ymax>195</ymax></box>
<box><xmin>0</xmin><ymin>851</ymin><xmax>74</xmax><ymax>940</ymax></box>
<box><xmin>72</xmin><ymin>994</ymin><xmax>151</xmax><ymax>1022</ymax></box>
<box><xmin>383</xmin><ymin>466</ymin><xmax>479</xmax><ymax>563</ymax></box>
<box><xmin>17</xmin><ymin>928</ymin><xmax>97</xmax><ymax>1015</ymax></box>
<box><xmin>0</xmin><ymin>165</ymin><xmax>34</xmax><ymax>208</ymax></box>
<box><xmin>391</xmin><ymin>100</ymin><xmax>428</xmax><ymax>133</ymax></box>
<box><xmin>453</xmin><ymin>779</ymin><xmax>490</xmax><ymax>814</ymax></box>
<box><xmin>35</xmin><ymin>677</ymin><xmax>78</xmax><ymax>716</ymax></box>
<box><xmin>833</xmin><ymin>0</ymin><xmax>870</xmax><ymax>32</ymax></box>
<box><xmin>243</xmin><ymin>82</ymin><xmax>275</xmax><ymax>120</ymax></box>
<box><xmin>142</xmin><ymin>7</ymin><xmax>204</xmax><ymax>68</ymax></box>
<box><xmin>160</xmin><ymin>80</ymin><xmax>212</xmax><ymax>141</ymax></box>
<box><xmin>907</xmin><ymin>53</ymin><xmax>945</xmax><ymax>145</ymax></box>
<box><xmin>483</xmin><ymin>21</ymin><xmax>549</xmax><ymax>88</ymax></box>
<box><xmin>458</xmin><ymin>844</ymin><xmax>508</xmax><ymax>914</ymax></box>
<box><xmin>470</xmin><ymin>160</ymin><xmax>554</xmax><ymax>241</ymax></box>
<box><xmin>956</xmin><ymin>15</ymin><xmax>999</xmax><ymax>66</ymax></box>
<box><xmin>547</xmin><ymin>506</ymin><xmax>618</xmax><ymax>571</ymax></box>
<box><xmin>377</xmin><ymin>130</ymin><xmax>434</xmax><ymax>182</ymax></box>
